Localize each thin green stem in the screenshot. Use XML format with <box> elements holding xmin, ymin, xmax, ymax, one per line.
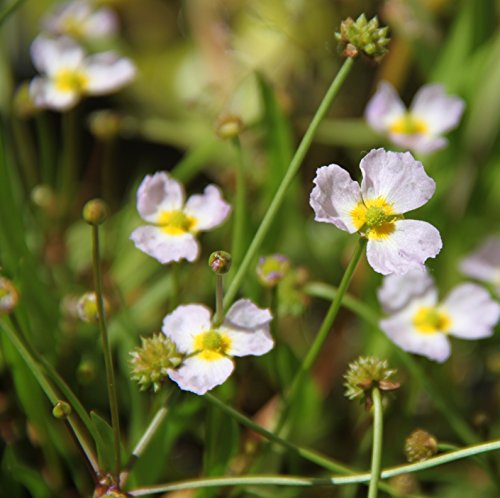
<box><xmin>60</xmin><ymin>108</ymin><xmax>80</xmax><ymax>215</ymax></box>
<box><xmin>0</xmin><ymin>0</ymin><xmax>27</xmax><ymax>26</ymax></box>
<box><xmin>213</xmin><ymin>273</ymin><xmax>224</xmax><ymax>326</ymax></box>
<box><xmin>35</xmin><ymin>113</ymin><xmax>55</xmax><ymax>186</ymax></box>
<box><xmin>91</xmin><ymin>224</ymin><xmax>121</xmax><ymax>479</ymax></box>
<box><xmin>231</xmin><ymin>137</ymin><xmax>246</xmax><ymax>268</ymax></box>
<box><xmin>223</xmin><ymin>57</ymin><xmax>355</xmax><ymax>310</ymax></box>
<box><xmin>275</xmin><ymin>237</ymin><xmax>366</xmax><ymax>433</ymax></box>
<box><xmin>367</xmin><ymin>388</ymin><xmax>383</xmax><ymax>498</ymax></box>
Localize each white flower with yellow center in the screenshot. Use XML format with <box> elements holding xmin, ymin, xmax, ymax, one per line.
<box><xmin>460</xmin><ymin>236</ymin><xmax>500</xmax><ymax>297</ymax></box>
<box><xmin>379</xmin><ymin>272</ymin><xmax>500</xmax><ymax>362</ymax></box>
<box><xmin>29</xmin><ymin>35</ymin><xmax>136</xmax><ymax>111</ymax></box>
<box><xmin>42</xmin><ymin>0</ymin><xmax>118</xmax><ymax>40</ymax></box>
<box><xmin>130</xmin><ymin>172</ymin><xmax>231</xmax><ymax>264</ymax></box>
<box><xmin>163</xmin><ymin>299</ymin><xmax>274</xmax><ymax>395</ymax></box>
<box><xmin>365</xmin><ymin>81</ymin><xmax>465</xmax><ymax>154</ymax></box>
<box><xmin>310</xmin><ymin>148</ymin><xmax>442</xmax><ymax>275</ymax></box>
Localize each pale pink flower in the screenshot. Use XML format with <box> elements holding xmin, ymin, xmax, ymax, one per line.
<box><xmin>365</xmin><ymin>81</ymin><xmax>465</xmax><ymax>154</ymax></box>
<box><xmin>163</xmin><ymin>300</ymin><xmax>274</xmax><ymax>395</ymax></box>
<box><xmin>310</xmin><ymin>148</ymin><xmax>442</xmax><ymax>275</ymax></box>
<box><xmin>130</xmin><ymin>172</ymin><xmax>231</xmax><ymax>264</ymax></box>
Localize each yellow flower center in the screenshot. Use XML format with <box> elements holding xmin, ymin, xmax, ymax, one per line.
<box><xmin>389</xmin><ymin>114</ymin><xmax>429</xmax><ymax>135</ymax></box>
<box><xmin>157</xmin><ymin>210</ymin><xmax>196</xmax><ymax>236</ymax></box>
<box><xmin>350</xmin><ymin>197</ymin><xmax>397</xmax><ymax>240</ymax></box>
<box><xmin>54</xmin><ymin>68</ymin><xmax>89</xmax><ymax>93</ymax></box>
<box><xmin>193</xmin><ymin>330</ymin><xmax>232</xmax><ymax>361</ymax></box>
<box><xmin>412</xmin><ymin>306</ymin><xmax>451</xmax><ymax>335</ymax></box>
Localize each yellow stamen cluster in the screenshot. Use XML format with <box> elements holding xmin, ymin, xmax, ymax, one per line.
<box><xmin>350</xmin><ymin>197</ymin><xmax>397</xmax><ymax>240</ymax></box>
<box><xmin>54</xmin><ymin>68</ymin><xmax>89</xmax><ymax>93</ymax></box>
<box><xmin>412</xmin><ymin>306</ymin><xmax>451</xmax><ymax>335</ymax></box>
<box><xmin>157</xmin><ymin>210</ymin><xmax>196</xmax><ymax>236</ymax></box>
<box><xmin>193</xmin><ymin>330</ymin><xmax>232</xmax><ymax>361</ymax></box>
<box><xmin>389</xmin><ymin>114</ymin><xmax>429</xmax><ymax>135</ymax></box>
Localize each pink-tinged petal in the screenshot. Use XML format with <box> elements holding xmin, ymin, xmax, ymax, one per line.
<box><xmin>366</xmin><ymin>219</ymin><xmax>442</xmax><ymax>275</ymax></box>
<box><xmin>168</xmin><ymin>355</ymin><xmax>234</xmax><ymax>395</ymax></box>
<box><xmin>81</xmin><ymin>8</ymin><xmax>119</xmax><ymax>37</ymax></box>
<box><xmin>84</xmin><ymin>53</ymin><xmax>136</xmax><ymax>95</ymax></box>
<box><xmin>29</xmin><ymin>77</ymin><xmax>80</xmax><ymax>111</ymax></box>
<box><xmin>162</xmin><ymin>304</ymin><xmax>212</xmax><ymax>353</ymax></box>
<box><xmin>130</xmin><ymin>226</ymin><xmax>199</xmax><ymax>264</ymax></box>
<box><xmin>410</xmin><ymin>84</ymin><xmax>465</xmax><ymax>135</ymax></box>
<box><xmin>136</xmin><ymin>172</ymin><xmax>184</xmax><ymax>223</ymax></box>
<box><xmin>377</xmin><ymin>268</ymin><xmax>435</xmax><ymax>314</ymax></box>
<box><xmin>388</xmin><ymin>132</ymin><xmax>447</xmax><ymax>155</ymax></box>
<box><xmin>441</xmin><ymin>283</ymin><xmax>500</xmax><ymax>339</ymax></box>
<box><xmin>365</xmin><ymin>81</ymin><xmax>406</xmax><ymax>133</ymax></box>
<box><xmin>360</xmin><ymin>149</ymin><xmax>436</xmax><ymax>213</ymax></box>
<box><xmin>380</xmin><ymin>313</ymin><xmax>451</xmax><ymax>362</ymax></box>
<box><xmin>460</xmin><ymin>236</ymin><xmax>500</xmax><ymax>285</ymax></box>
<box><xmin>310</xmin><ymin>165</ymin><xmax>362</xmax><ymax>233</ymax></box>
<box><xmin>31</xmin><ymin>35</ymin><xmax>85</xmax><ymax>75</ymax></box>
<box><xmin>224</xmin><ymin>299</ymin><xmax>273</xmax><ymax>329</ymax></box>
<box><xmin>184</xmin><ymin>185</ymin><xmax>231</xmax><ymax>231</ymax></box>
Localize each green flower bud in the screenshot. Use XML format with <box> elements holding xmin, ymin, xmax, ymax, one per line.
<box><xmin>88</xmin><ymin>110</ymin><xmax>122</xmax><ymax>140</ymax></box>
<box><xmin>77</xmin><ymin>292</ymin><xmax>110</xmax><ymax>324</ymax></box>
<box><xmin>83</xmin><ymin>199</ymin><xmax>108</xmax><ymax>225</ymax></box>
<box><xmin>404</xmin><ymin>429</ymin><xmax>438</xmax><ymax>463</ymax></box>
<box><xmin>52</xmin><ymin>400</ymin><xmax>72</xmax><ymax>419</ymax></box>
<box><xmin>130</xmin><ymin>334</ymin><xmax>182</xmax><ymax>392</ymax></box>
<box><xmin>13</xmin><ymin>82</ymin><xmax>38</xmax><ymax>118</ymax></box>
<box><xmin>77</xmin><ymin>359</ymin><xmax>97</xmax><ymax>384</ymax></box>
<box><xmin>344</xmin><ymin>356</ymin><xmax>400</xmax><ymax>409</ymax></box>
<box><xmin>335</xmin><ymin>14</ymin><xmax>390</xmax><ymax>61</ymax></box>
<box><xmin>209</xmin><ymin>251</ymin><xmax>232</xmax><ymax>274</ymax></box>
<box><xmin>215</xmin><ymin>113</ymin><xmax>243</xmax><ymax>139</ymax></box>
<box><xmin>0</xmin><ymin>277</ymin><xmax>19</xmax><ymax>315</ymax></box>
<box><xmin>256</xmin><ymin>254</ymin><xmax>290</xmax><ymax>288</ymax></box>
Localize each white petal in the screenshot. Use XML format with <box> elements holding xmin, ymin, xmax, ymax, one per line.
<box><xmin>360</xmin><ymin>149</ymin><xmax>436</xmax><ymax>213</ymax></box>
<box><xmin>380</xmin><ymin>314</ymin><xmax>451</xmax><ymax>363</ymax></box>
<box><xmin>31</xmin><ymin>35</ymin><xmax>85</xmax><ymax>75</ymax></box>
<box><xmin>388</xmin><ymin>132</ymin><xmax>447</xmax><ymax>155</ymax></box>
<box><xmin>168</xmin><ymin>355</ymin><xmax>234</xmax><ymax>395</ymax></box>
<box><xmin>309</xmin><ymin>165</ymin><xmax>362</xmax><ymax>233</ymax></box>
<box><xmin>366</xmin><ymin>219</ymin><xmax>442</xmax><ymax>275</ymax></box>
<box><xmin>377</xmin><ymin>268</ymin><xmax>435</xmax><ymax>314</ymax></box>
<box><xmin>460</xmin><ymin>236</ymin><xmax>500</xmax><ymax>285</ymax></box>
<box><xmin>162</xmin><ymin>304</ymin><xmax>212</xmax><ymax>353</ymax></box>
<box><xmin>29</xmin><ymin>77</ymin><xmax>80</xmax><ymax>111</ymax></box>
<box><xmin>84</xmin><ymin>53</ymin><xmax>136</xmax><ymax>95</ymax></box>
<box><xmin>184</xmin><ymin>185</ymin><xmax>231</xmax><ymax>231</ymax></box>
<box><xmin>365</xmin><ymin>81</ymin><xmax>406</xmax><ymax>133</ymax></box>
<box><xmin>81</xmin><ymin>8</ymin><xmax>119</xmax><ymax>37</ymax></box>
<box><xmin>224</xmin><ymin>299</ymin><xmax>273</xmax><ymax>329</ymax></box>
<box><xmin>441</xmin><ymin>284</ymin><xmax>500</xmax><ymax>339</ymax></box>
<box><xmin>410</xmin><ymin>84</ymin><xmax>465</xmax><ymax>135</ymax></box>
<box><xmin>136</xmin><ymin>172</ymin><xmax>185</xmax><ymax>223</ymax></box>
<box><xmin>130</xmin><ymin>225</ymin><xmax>199</xmax><ymax>264</ymax></box>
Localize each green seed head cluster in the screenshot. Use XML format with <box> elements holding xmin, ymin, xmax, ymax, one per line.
<box><xmin>130</xmin><ymin>334</ymin><xmax>182</xmax><ymax>392</ymax></box>
<box><xmin>344</xmin><ymin>356</ymin><xmax>400</xmax><ymax>407</ymax></box>
<box><xmin>404</xmin><ymin>429</ymin><xmax>438</xmax><ymax>463</ymax></box>
<box><xmin>335</xmin><ymin>14</ymin><xmax>390</xmax><ymax>61</ymax></box>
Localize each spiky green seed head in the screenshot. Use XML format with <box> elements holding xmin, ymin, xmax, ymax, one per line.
<box><xmin>404</xmin><ymin>429</ymin><xmax>438</xmax><ymax>463</ymax></box>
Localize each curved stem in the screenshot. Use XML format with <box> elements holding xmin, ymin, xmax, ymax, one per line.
<box><xmin>91</xmin><ymin>224</ymin><xmax>121</xmax><ymax>479</ymax></box>
<box><xmin>367</xmin><ymin>388</ymin><xmax>383</xmax><ymax>498</ymax></box>
<box><xmin>223</xmin><ymin>57</ymin><xmax>355</xmax><ymax>310</ymax></box>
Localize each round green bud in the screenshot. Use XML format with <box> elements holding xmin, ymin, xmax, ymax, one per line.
<box><xmin>215</xmin><ymin>114</ymin><xmax>243</xmax><ymax>139</ymax></box>
<box><xmin>209</xmin><ymin>251</ymin><xmax>232</xmax><ymax>274</ymax></box>
<box><xmin>83</xmin><ymin>199</ymin><xmax>108</xmax><ymax>225</ymax></box>
<box><xmin>88</xmin><ymin>110</ymin><xmax>122</xmax><ymax>140</ymax></box>
<box><xmin>77</xmin><ymin>292</ymin><xmax>110</xmax><ymax>324</ymax></box>
<box><xmin>0</xmin><ymin>277</ymin><xmax>19</xmax><ymax>315</ymax></box>
<box><xmin>404</xmin><ymin>429</ymin><xmax>438</xmax><ymax>463</ymax></box>
<box><xmin>256</xmin><ymin>254</ymin><xmax>290</xmax><ymax>287</ymax></box>
<box><xmin>52</xmin><ymin>400</ymin><xmax>72</xmax><ymax>419</ymax></box>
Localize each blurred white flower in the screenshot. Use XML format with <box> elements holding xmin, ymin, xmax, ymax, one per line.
<box><xmin>29</xmin><ymin>35</ymin><xmax>136</xmax><ymax>111</ymax></box>
<box><xmin>365</xmin><ymin>81</ymin><xmax>465</xmax><ymax>154</ymax></box>
<box><xmin>460</xmin><ymin>236</ymin><xmax>500</xmax><ymax>296</ymax></box>
<box><xmin>310</xmin><ymin>148</ymin><xmax>442</xmax><ymax>275</ymax></box>
<box><xmin>163</xmin><ymin>299</ymin><xmax>274</xmax><ymax>395</ymax></box>
<box><xmin>379</xmin><ymin>278</ymin><xmax>500</xmax><ymax>363</ymax></box>
<box><xmin>130</xmin><ymin>172</ymin><xmax>231</xmax><ymax>264</ymax></box>
<box><xmin>42</xmin><ymin>0</ymin><xmax>118</xmax><ymax>40</ymax></box>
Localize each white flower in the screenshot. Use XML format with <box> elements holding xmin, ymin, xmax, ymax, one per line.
<box><xmin>365</xmin><ymin>81</ymin><xmax>465</xmax><ymax>154</ymax></box>
<box><xmin>310</xmin><ymin>148</ymin><xmax>442</xmax><ymax>275</ymax></box>
<box><xmin>42</xmin><ymin>0</ymin><xmax>118</xmax><ymax>40</ymax></box>
<box><xmin>379</xmin><ymin>279</ymin><xmax>500</xmax><ymax>363</ymax></box>
<box><xmin>29</xmin><ymin>35</ymin><xmax>136</xmax><ymax>111</ymax></box>
<box><xmin>460</xmin><ymin>236</ymin><xmax>500</xmax><ymax>297</ymax></box>
<box><xmin>163</xmin><ymin>299</ymin><xmax>274</xmax><ymax>395</ymax></box>
<box><xmin>130</xmin><ymin>172</ymin><xmax>231</xmax><ymax>264</ymax></box>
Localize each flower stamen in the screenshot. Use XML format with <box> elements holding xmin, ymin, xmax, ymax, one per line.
<box><xmin>193</xmin><ymin>330</ymin><xmax>232</xmax><ymax>361</ymax></box>
<box><xmin>157</xmin><ymin>210</ymin><xmax>196</xmax><ymax>235</ymax></box>
<box><xmin>389</xmin><ymin>114</ymin><xmax>429</xmax><ymax>135</ymax></box>
<box><xmin>412</xmin><ymin>306</ymin><xmax>451</xmax><ymax>335</ymax></box>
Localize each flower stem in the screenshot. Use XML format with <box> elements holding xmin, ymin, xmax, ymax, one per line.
<box><xmin>213</xmin><ymin>273</ymin><xmax>224</xmax><ymax>326</ymax></box>
<box><xmin>91</xmin><ymin>223</ymin><xmax>121</xmax><ymax>479</ymax></box>
<box><xmin>60</xmin><ymin>107</ymin><xmax>80</xmax><ymax>216</ymax></box>
<box><xmin>367</xmin><ymin>388</ymin><xmax>383</xmax><ymax>498</ymax></box>
<box><xmin>223</xmin><ymin>57</ymin><xmax>355</xmax><ymax>310</ymax></box>
<box><xmin>275</xmin><ymin>237</ymin><xmax>366</xmax><ymax>433</ymax></box>
<box><xmin>231</xmin><ymin>136</ymin><xmax>246</xmax><ymax>268</ymax></box>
